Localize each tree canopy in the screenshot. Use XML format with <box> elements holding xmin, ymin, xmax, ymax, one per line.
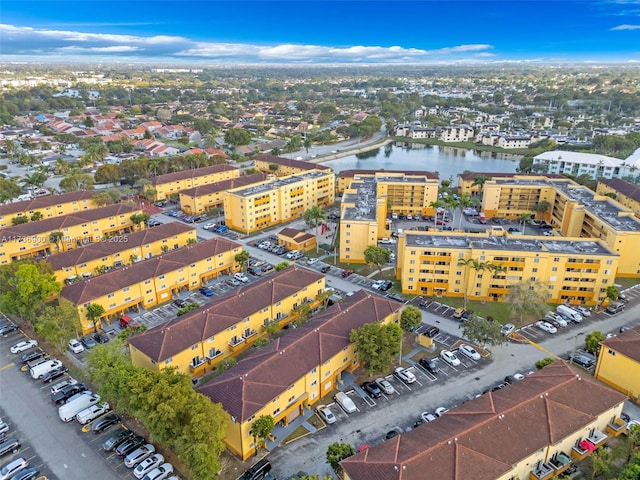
<box><xmin>506</xmin><ymin>280</ymin><xmax>550</xmax><ymax>325</ymax></box>
<box><xmin>364</xmin><ymin>245</ymin><xmax>391</xmax><ymax>275</ymax></box>
<box><xmin>0</xmin><ymin>262</ymin><xmax>61</xmax><ymax>321</ymax></box>
<box><xmin>326</xmin><ymin>442</ymin><xmax>355</xmax><ymax>475</ymax></box>
<box><xmin>460</xmin><ymin>317</ymin><xmax>506</xmax><ymax>349</ymax></box>
<box><xmin>584</xmin><ymin>330</ymin><xmax>605</xmax><ymax>354</ymax></box>
<box><xmin>224</xmin><ymin>127</ymin><xmax>252</xmax><ymax>146</ymax></box>
<box><xmin>350</xmin><ymin>322</ymin><xmax>402</xmax><ymax>374</ymax></box>
<box><xmin>400</xmin><ymin>306</ymin><xmax>422</xmax><ymax>332</ymax></box>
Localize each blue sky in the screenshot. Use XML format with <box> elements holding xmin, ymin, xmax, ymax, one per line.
<box><xmin>1</xmin><ymin>1</ymin><xmax>639</xmax><ymax>64</ymax></box>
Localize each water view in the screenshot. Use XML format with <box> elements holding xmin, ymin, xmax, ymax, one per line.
<box><xmin>323</xmin><ymin>142</ymin><xmax>521</xmax><ymax>181</ymax></box>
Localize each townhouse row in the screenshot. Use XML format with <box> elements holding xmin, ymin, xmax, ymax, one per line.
<box><xmin>144</xmin><ymin>164</ymin><xmax>240</xmax><ymax>201</ymax></box>
<box><xmin>0</xmin><ymin>190</ymin><xmax>97</xmax><ymax>228</ymax></box>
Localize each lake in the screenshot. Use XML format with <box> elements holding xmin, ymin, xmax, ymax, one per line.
<box><xmin>323</xmin><ymin>142</ymin><xmax>521</xmax><ymax>181</ymax></box>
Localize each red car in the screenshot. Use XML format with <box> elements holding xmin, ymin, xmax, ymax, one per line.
<box><xmin>341</xmin><ymin>269</ymin><xmax>353</xmax><ymax>278</ymax></box>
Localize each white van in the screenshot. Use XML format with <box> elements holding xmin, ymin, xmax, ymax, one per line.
<box><xmin>556</xmin><ymin>305</ymin><xmax>583</xmax><ymax>323</ymax></box>
<box><xmin>334</xmin><ymin>391</ymin><xmax>357</xmax><ymax>414</ymax></box>
<box><xmin>29</xmin><ymin>359</ymin><xmax>62</xmax><ymax>379</ymax></box>
<box><xmin>58</xmin><ymin>392</ymin><xmax>100</xmax><ymax>422</ymax></box>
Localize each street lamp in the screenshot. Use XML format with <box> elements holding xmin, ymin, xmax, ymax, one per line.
<box><xmin>570</xmin><ymin>332</ymin><xmax>585</xmax><ymax>364</ymax></box>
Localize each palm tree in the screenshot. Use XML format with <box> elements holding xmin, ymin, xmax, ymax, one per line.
<box><xmin>533</xmin><ymin>200</ymin><xmax>551</xmax><ymax>221</ymax></box>
<box><xmin>457</xmin><ymin>194</ymin><xmax>473</xmax><ymax>230</ymax></box>
<box><xmin>303</xmin><ymin>138</ymin><xmax>312</xmax><ymax>154</ymax></box>
<box><xmin>21</xmin><ymin>172</ymin><xmax>48</xmax><ymax>192</ymax></box>
<box><xmin>444</xmin><ymin>195</ymin><xmax>459</xmax><ymax>230</ymax></box>
<box><xmin>519</xmin><ymin>212</ymin><xmax>532</xmax><ymax>233</ymax></box>
<box><xmin>471</xmin><ymin>175</ymin><xmax>489</xmax><ymax>196</ymax></box>
<box><xmin>429</xmin><ymin>199</ymin><xmax>443</xmax><ymax>230</ymax></box>
<box><xmin>49</xmin><ymin>231</ymin><xmax>65</xmax><ymax>252</ymax></box>
<box><xmin>4</xmin><ymin>139</ymin><xmax>17</xmax><ymax>162</ymax></box>
<box><xmin>304</xmin><ymin>206</ymin><xmax>326</xmax><ymax>253</ymax></box>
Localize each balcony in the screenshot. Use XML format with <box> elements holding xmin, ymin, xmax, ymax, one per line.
<box><xmin>529</xmin><ymin>462</ymin><xmax>554</xmax><ymax>480</ymax></box>
<box><xmin>207</xmin><ymin>349</ymin><xmax>223</xmax><ymax>361</ymax></box>
<box><xmin>571</xmin><ymin>438</ymin><xmax>596</xmax><ymax>460</ymax></box>
<box><xmin>242</xmin><ymin>329</ymin><xmax>258</xmax><ymax>340</ymax></box>
<box><xmin>228</xmin><ymin>337</ymin><xmax>245</xmax><ymax>351</ymax></box>
<box><xmin>587</xmin><ymin>429</ymin><xmax>608</xmax><ymax>447</ymax></box>
<box><xmin>548</xmin><ymin>452</ymin><xmax>572</xmax><ymax>475</ymax></box>
<box><xmin>607</xmin><ymin>417</ymin><xmax>628</xmax><ymax>437</ymax></box>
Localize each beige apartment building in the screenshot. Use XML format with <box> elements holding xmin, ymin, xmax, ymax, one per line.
<box><xmin>146</xmin><ymin>164</ymin><xmax>240</xmax><ymax>201</ymax></box>
<box><xmin>0</xmin><ymin>190</ymin><xmax>97</xmax><ymax>228</ymax></box>
<box><xmin>179</xmin><ymin>173</ymin><xmax>268</xmax><ymax>215</ymax></box>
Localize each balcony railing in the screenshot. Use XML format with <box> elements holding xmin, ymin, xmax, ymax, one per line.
<box><xmin>207</xmin><ymin>349</ymin><xmax>223</xmax><ymax>361</ymax></box>
<box><xmin>549</xmin><ymin>452</ymin><xmax>572</xmax><ymax>474</ymax></box>
<box><xmin>607</xmin><ymin>417</ymin><xmax>628</xmax><ymax>436</ymax></box>
<box><xmin>529</xmin><ymin>462</ymin><xmax>554</xmax><ymax>480</ymax></box>
<box><xmin>228</xmin><ymin>337</ymin><xmax>245</xmax><ymax>350</ymax></box>
<box><xmin>587</xmin><ymin>429</ymin><xmax>608</xmax><ymax>447</ymax></box>
<box><xmin>243</xmin><ymin>329</ymin><xmax>258</xmax><ymax>340</ymax></box>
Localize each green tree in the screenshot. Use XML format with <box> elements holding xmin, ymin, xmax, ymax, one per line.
<box><xmin>400</xmin><ymin>305</ymin><xmax>422</xmax><ymax>332</ymax></box>
<box><xmin>533</xmin><ymin>200</ymin><xmax>551</xmax><ymax>221</ymax></box>
<box><xmin>627</xmin><ymin>423</ymin><xmax>640</xmax><ymax>462</ymax></box>
<box><xmin>194</xmin><ymin>118</ymin><xmax>215</xmax><ymax>135</ymax></box>
<box><xmin>94</xmin><ymin>164</ymin><xmax>123</xmax><ymax>186</ymax></box>
<box><xmin>303</xmin><ymin>137</ymin><xmax>313</xmax><ymax>154</ymax></box>
<box><xmin>86</xmin><ymin>303</ymin><xmax>106</xmax><ymax>332</ymax></box>
<box><xmin>0</xmin><ymin>178</ymin><xmax>23</xmax><ymax>202</ymax></box>
<box><xmin>535</xmin><ymin>357</ymin><xmax>556</xmax><ymax>370</ymax></box>
<box><xmin>130</xmin><ymin>213</ymin><xmax>150</xmax><ymax>230</ymax></box>
<box><xmin>303</xmin><ymin>205</ymin><xmax>326</xmax><ymax>253</ymax></box>
<box><xmin>518</xmin><ymin>212</ymin><xmax>532</xmax><ymax>233</ymax></box>
<box><xmin>350</xmin><ymin>322</ymin><xmax>402</xmax><ymax>375</ymax></box>
<box><xmin>472</xmin><ymin>175</ymin><xmax>489</xmax><ymax>194</ymax></box>
<box><xmin>33</xmin><ymin>302</ymin><xmax>82</xmax><ymax>350</ymax></box>
<box><xmin>20</xmin><ymin>171</ymin><xmax>48</xmax><ymax>191</ymax></box>
<box><xmin>0</xmin><ymin>263</ymin><xmax>62</xmax><ymax>320</ymax></box>
<box><xmin>11</xmin><ymin>215</ymin><xmax>29</xmax><ymax>225</ymax></box>
<box><xmin>224</xmin><ymin>127</ymin><xmax>252</xmax><ymax>146</ymax></box>
<box><xmin>506</xmin><ymin>280</ymin><xmax>550</xmax><ymax>325</ymax></box>
<box><xmin>461</xmin><ymin>317</ymin><xmax>506</xmax><ymax>350</ymax></box>
<box><xmin>30</xmin><ymin>211</ymin><xmax>43</xmax><ymax>222</ymax></box>
<box><xmin>584</xmin><ymin>331</ymin><xmax>605</xmax><ymax>354</ymax></box>
<box><xmin>363</xmin><ymin>245</ymin><xmax>391</xmax><ymax>276</ymax></box>
<box><xmin>92</xmin><ymin>189</ymin><xmax>121</xmax><ymax>206</ymax></box>
<box><xmin>457</xmin><ymin>194</ymin><xmax>474</xmax><ymax>230</ymax></box>
<box><xmin>59</xmin><ymin>173</ymin><xmax>94</xmax><ymax>192</ymax></box>
<box><xmin>429</xmin><ymin>199</ymin><xmax>443</xmax><ymax>230</ymax></box>
<box><xmin>606</xmin><ymin>285</ymin><xmax>620</xmax><ymax>302</ymax></box>
<box><xmin>235</xmin><ymin>251</ymin><xmax>250</xmax><ymax>271</ymax></box>
<box><xmin>590</xmin><ymin>446</ymin><xmax>612</xmax><ymax>480</ymax></box>
<box><xmin>326</xmin><ymin>442</ymin><xmax>355</xmax><ymax>475</ymax></box>
<box><xmin>49</xmin><ymin>231</ymin><xmax>65</xmax><ymax>252</ymax></box>
<box><xmin>275</xmin><ymin>261</ymin><xmax>290</xmax><ymax>271</ymax></box>
<box><xmin>249</xmin><ymin>415</ymin><xmax>275</xmax><ymax>454</ymax></box>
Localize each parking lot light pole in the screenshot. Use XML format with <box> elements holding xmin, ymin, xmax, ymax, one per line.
<box><xmin>570</xmin><ymin>332</ymin><xmax>585</xmax><ymax>364</ymax></box>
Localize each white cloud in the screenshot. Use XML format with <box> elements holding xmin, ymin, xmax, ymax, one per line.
<box><xmin>611</xmin><ymin>24</ymin><xmax>640</xmax><ymax>30</ymax></box>
<box><xmin>58</xmin><ymin>45</ymin><xmax>141</xmax><ymax>53</ymax></box>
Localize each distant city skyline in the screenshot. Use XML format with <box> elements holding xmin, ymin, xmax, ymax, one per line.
<box><xmin>1</xmin><ymin>0</ymin><xmax>639</xmax><ymax>64</ymax></box>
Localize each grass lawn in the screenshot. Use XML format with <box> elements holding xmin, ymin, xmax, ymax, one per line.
<box><xmin>307</xmin><ymin>413</ymin><xmax>325</xmax><ymax>430</ymax></box>
<box><xmin>439</xmin><ymin>297</ymin><xmax>542</xmax><ymax>325</ymax></box>
<box><xmin>283</xmin><ymin>425</ymin><xmax>311</xmax><ymax>443</ymax></box>
<box><xmin>615</xmin><ymin>277</ymin><xmax>640</xmax><ymax>289</ymax></box>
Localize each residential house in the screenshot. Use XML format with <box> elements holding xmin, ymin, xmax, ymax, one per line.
<box><xmin>341</xmin><ymin>361</ymin><xmax>628</xmax><ymax>480</ymax></box>
<box><xmin>277</xmin><ymin>227</ymin><xmax>316</xmax><ymax>252</ymax></box>
<box><xmin>128</xmin><ymin>267</ymin><xmax>325</xmax><ymax>376</ymax></box>
<box><xmin>197</xmin><ymin>290</ymin><xmax>403</xmax><ymax>459</ymax></box>
<box><xmin>595</xmin><ymin>324</ymin><xmax>640</xmax><ymax>403</ymax></box>
<box><xmin>533</xmin><ymin>151</ymin><xmax>627</xmax><ymax>180</ymax></box>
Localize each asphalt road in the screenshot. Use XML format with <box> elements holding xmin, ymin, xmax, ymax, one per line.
<box><xmin>0</xmin><ymin>328</ymin><xmax>121</xmax><ymax>480</ymax></box>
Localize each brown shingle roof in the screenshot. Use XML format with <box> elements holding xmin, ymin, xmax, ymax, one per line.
<box><xmin>196</xmin><ymin>290</ymin><xmax>404</xmax><ymax>422</ymax></box>
<box><xmin>338</xmin><ymin>169</ymin><xmax>439</xmax><ymax>180</ymax></box>
<box><xmin>179</xmin><ymin>173</ymin><xmax>268</xmax><ymax>198</ymax></box>
<box><xmin>278</xmin><ymin>227</ymin><xmax>314</xmax><ymax>243</ymax></box>
<box><xmin>46</xmin><ymin>222</ymin><xmax>195</xmax><ymax>271</ymax></box>
<box><xmin>457</xmin><ymin>172</ymin><xmax>565</xmax><ymax>181</ymax></box>
<box><xmin>127</xmin><ymin>266</ymin><xmax>324</xmax><ymax>363</ymax></box>
<box><xmin>599</xmin><ymin>178</ymin><xmax>640</xmax><ymax>204</ymax></box>
<box><xmin>0</xmin><ymin>203</ymin><xmax>138</xmax><ymax>238</ymax></box>
<box><xmin>599</xmin><ymin>324</ymin><xmax>640</xmax><ymax>362</ymax></box>
<box><xmin>60</xmin><ymin>237</ymin><xmax>241</xmax><ymax>305</ymax></box>
<box><xmin>341</xmin><ymin>362</ymin><xmax>626</xmax><ymax>480</ymax></box>
<box><xmin>256</xmin><ymin>154</ymin><xmax>332</xmax><ymax>171</ymax></box>
<box><xmin>150</xmin><ymin>164</ymin><xmax>238</xmax><ymax>186</ymax></box>
<box><xmin>0</xmin><ymin>190</ymin><xmax>97</xmax><ymax>217</ymax></box>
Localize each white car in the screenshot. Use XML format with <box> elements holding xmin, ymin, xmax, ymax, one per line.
<box><xmin>307</xmin><ymin>258</ymin><xmax>319</xmax><ymax>265</ymax></box>
<box><xmin>371</xmin><ymin>280</ymin><xmax>385</xmax><ymax>290</ymax></box>
<box><xmin>544</xmin><ymin>312</ymin><xmax>567</xmax><ymax>327</ymax></box>
<box><xmin>143</xmin><ymin>463</ymin><xmax>174</xmax><ymax>480</ymax></box>
<box><xmin>316</xmin><ymin>405</ymin><xmax>336</xmax><ymax>425</ymax></box>
<box><xmin>233</xmin><ymin>273</ymin><xmax>249</xmax><ymax>283</ymax></box>
<box><xmin>68</xmin><ymin>339</ymin><xmax>85</xmax><ymax>354</ymax></box>
<box><xmin>394</xmin><ymin>367</ymin><xmax>416</xmax><ymax>384</ymax></box>
<box><xmin>574</xmin><ymin>305</ymin><xmax>592</xmax><ymax>317</ymax></box>
<box><xmin>375</xmin><ymin>378</ymin><xmax>395</xmax><ymax>395</ymax></box>
<box><xmin>421</xmin><ymin>412</ymin><xmax>436</xmax><ymax>422</ymax></box>
<box><xmin>10</xmin><ymin>340</ymin><xmax>38</xmax><ymax>354</ymax></box>
<box><xmin>536</xmin><ymin>321</ymin><xmax>558</xmax><ymax>334</ymax></box>
<box><xmin>124</xmin><ymin>444</ymin><xmax>156</xmax><ymax>468</ymax></box>
<box><xmin>440</xmin><ymin>350</ymin><xmax>461</xmax><ymax>367</ymax></box>
<box><xmin>501</xmin><ymin>323</ymin><xmax>515</xmax><ymax>336</ymax></box>
<box><xmin>458</xmin><ymin>344</ymin><xmax>481</xmax><ymax>361</ymax></box>
<box><xmin>202</xmin><ymin>223</ymin><xmax>216</xmax><ymax>230</ymax></box>
<box><xmin>50</xmin><ymin>378</ymin><xmax>78</xmax><ymax>395</ymax></box>
<box><xmin>134</xmin><ymin>454</ymin><xmax>164</xmax><ymax>479</ymax></box>
<box><xmin>435</xmin><ymin>407</ymin><xmax>449</xmax><ymax>417</ymax></box>
<box><xmin>76</xmin><ymin>402</ymin><xmax>110</xmax><ymax>425</ymax></box>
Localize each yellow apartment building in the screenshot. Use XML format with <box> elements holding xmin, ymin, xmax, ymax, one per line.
<box><xmin>0</xmin><ymin>190</ymin><xmax>97</xmax><ymax>228</ymax></box>
<box><xmin>342</xmin><ymin>361</ymin><xmax>628</xmax><ymax>480</ymax></box>
<box><xmin>595</xmin><ymin>324</ymin><xmax>640</xmax><ymax>403</ymax></box>
<box><xmin>197</xmin><ymin>290</ymin><xmax>403</xmax><ymax>459</ymax></box>
<box><xmin>59</xmin><ymin>237</ymin><xmax>242</xmax><ymax>334</ymax></box>
<box><xmin>0</xmin><ymin>203</ymin><xmax>142</xmax><ymax>264</ymax></box>
<box><xmin>339</xmin><ymin>173</ymin><xmax>438</xmax><ymax>263</ymax></box>
<box><xmin>336</xmin><ymin>169</ymin><xmax>438</xmax><ymax>194</ymax></box>
<box><xmin>179</xmin><ymin>173</ymin><xmax>267</xmax><ymax>215</ymax></box>
<box><xmin>597</xmin><ymin>178</ymin><xmax>640</xmax><ymax>218</ymax></box>
<box><xmin>479</xmin><ymin>177</ymin><xmax>640</xmax><ymax>277</ymax></box>
<box><xmin>146</xmin><ymin>164</ymin><xmax>240</xmax><ymax>201</ymax></box>
<box><xmin>396</xmin><ymin>230</ymin><xmax>618</xmax><ymax>306</ymax></box>
<box><xmin>254</xmin><ymin>154</ymin><xmax>333</xmax><ymax>178</ymax></box>
<box><xmin>47</xmin><ymin>222</ymin><xmax>197</xmax><ymax>283</ymax></box>
<box><xmin>223</xmin><ymin>170</ymin><xmax>335</xmax><ymax>234</ymax></box>
<box><xmin>127</xmin><ymin>267</ymin><xmax>325</xmax><ymax>376</ymax></box>
<box><xmin>457</xmin><ymin>172</ymin><xmax>564</xmax><ymax>199</ymax></box>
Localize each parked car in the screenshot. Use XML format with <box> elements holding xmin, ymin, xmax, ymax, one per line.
<box><xmin>543</xmin><ymin>317</ymin><xmax>561</xmax><ymax>329</ymax></box>
<box><xmin>420</xmin><ymin>412</ymin><xmax>437</xmax><ymax>423</ymax></box>
<box><xmin>93</xmin><ymin>333</ymin><xmax>110</xmax><ymax>344</ymax></box>
<box><xmin>385</xmin><ymin>428</ymin><xmax>403</xmax><ymax>440</ymax></box>
<box><xmin>8</xmin><ymin>466</ymin><xmax>39</xmax><ymax>480</ymax></box>
<box><xmin>103</xmin><ymin>429</ymin><xmax>135</xmax><ymax>452</ymax></box>
<box><xmin>568</xmin><ymin>354</ymin><xmax>595</xmax><ymax>369</ymax></box>
<box><xmin>440</xmin><ymin>350</ymin><xmax>461</xmax><ymax>367</ymax></box>
<box><xmin>0</xmin><ymin>323</ymin><xmax>18</xmax><ymax>336</ymax></box>
<box><xmin>50</xmin><ymin>378</ymin><xmax>78</xmax><ymax>395</ymax></box>
<box><xmin>320</xmin><ymin>265</ymin><xmax>330</xmax><ymax>273</ymax></box>
<box><xmin>134</xmin><ymin>454</ymin><xmax>165</xmax><ymax>479</ymax></box>
<box><xmin>361</xmin><ymin>381</ymin><xmax>382</xmax><ymax>399</ymax></box>
<box><xmin>334</xmin><ymin>392</ymin><xmax>357</xmax><ymax>414</ymax></box>
<box><xmin>233</xmin><ymin>273</ymin><xmax>249</xmax><ymax>283</ymax></box>
<box><xmin>214</xmin><ymin>225</ymin><xmax>229</xmax><ymax>233</ymax></box>
<box><xmin>202</xmin><ymin>223</ymin><xmax>216</xmax><ymax>230</ymax></box>
<box><xmin>119</xmin><ymin>315</ymin><xmax>141</xmax><ymax>329</ymax></box>
<box><xmin>458</xmin><ymin>344</ymin><xmax>481</xmax><ymax>361</ymax></box>
<box><xmin>20</xmin><ymin>350</ymin><xmax>46</xmax><ymax>365</ymax></box>
<box><xmin>453</xmin><ymin>307</ymin><xmax>466</xmax><ymax>319</ymax></box>
<box><xmin>504</xmin><ymin>373</ymin><xmax>525</xmax><ymax>384</ymax></box>
<box><xmin>172</xmin><ymin>299</ymin><xmax>187</xmax><ymax>308</ymax></box>
<box><xmin>76</xmin><ymin>402</ymin><xmax>110</xmax><ymax>425</ymax></box>
<box><xmin>341</xmin><ymin>269</ymin><xmax>353</xmax><ymax>278</ymax></box>
<box><xmin>124</xmin><ymin>444</ymin><xmax>156</xmax><ymax>468</ymax></box>
<box><xmin>92</xmin><ymin>413</ymin><xmax>120</xmax><ymax>433</ymax></box>
<box><xmin>80</xmin><ymin>336</ymin><xmax>98</xmax><ymax>349</ymax></box>
<box><xmin>115</xmin><ymin>435</ymin><xmax>146</xmax><ymax>457</ymax></box>
<box><xmin>51</xmin><ymin>383</ymin><xmax>86</xmax><ymax>405</ymax></box>
<box><xmin>435</xmin><ymin>407</ymin><xmax>449</xmax><ymax>417</ymax></box>
<box><xmin>238</xmin><ymin>459</ymin><xmax>271</xmax><ymax>480</ymax></box>
<box><xmin>0</xmin><ymin>438</ymin><xmax>20</xmax><ymax>459</ymax></box>
<box><xmin>574</xmin><ymin>305</ymin><xmax>591</xmax><ymax>317</ymax></box>
<box><xmin>142</xmin><ymin>463</ymin><xmax>174</xmax><ymax>480</ymax></box>
<box><xmin>535</xmin><ymin>321</ymin><xmax>558</xmax><ymax>334</ymax></box>
<box><xmin>419</xmin><ymin>357</ymin><xmax>438</xmax><ymax>374</ymax></box>
<box><xmin>375</xmin><ymin>378</ymin><xmax>395</xmax><ymax>395</ymax></box>
<box><xmin>606</xmin><ymin>302</ymin><xmax>625</xmax><ymax>314</ymax></box>
<box><xmin>394</xmin><ymin>367</ymin><xmax>416</xmax><ymax>384</ymax></box>
<box><xmin>10</xmin><ymin>340</ymin><xmax>37</xmax><ymax>354</ymax></box>
<box><xmin>316</xmin><ymin>405</ymin><xmax>336</xmax><ymax>425</ymax></box>
<box><xmin>198</xmin><ymin>286</ymin><xmax>214</xmax><ymax>297</ymax></box>
<box><xmin>501</xmin><ymin>323</ymin><xmax>515</xmax><ymax>336</ymax></box>
<box><xmin>41</xmin><ymin>366</ymin><xmax>68</xmax><ymax>383</ymax></box>
<box><xmin>544</xmin><ymin>312</ymin><xmax>567</xmax><ymax>327</ymax></box>
<box><xmin>0</xmin><ymin>457</ymin><xmax>28</xmax><ymax>480</ymax></box>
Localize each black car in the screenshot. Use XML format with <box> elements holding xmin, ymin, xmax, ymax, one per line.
<box><xmin>0</xmin><ymin>323</ymin><xmax>19</xmax><ymax>336</ymax></box>
<box><xmin>103</xmin><ymin>429</ymin><xmax>135</xmax><ymax>451</ymax></box>
<box><xmin>361</xmin><ymin>381</ymin><xmax>382</xmax><ymax>399</ymax></box>
<box><xmin>173</xmin><ymin>299</ymin><xmax>187</xmax><ymax>308</ymax></box>
<box><xmin>92</xmin><ymin>413</ymin><xmax>120</xmax><ymax>433</ymax></box>
<box><xmin>93</xmin><ymin>333</ymin><xmax>109</xmax><ymax>344</ymax></box>
<box><xmin>385</xmin><ymin>293</ymin><xmax>405</xmax><ymax>303</ymax></box>
<box><xmin>379</xmin><ymin>280</ymin><xmax>393</xmax><ymax>291</ymax></box>
<box><xmin>115</xmin><ymin>435</ymin><xmax>145</xmax><ymax>457</ymax></box>
<box><xmin>568</xmin><ymin>354</ymin><xmax>595</xmax><ymax>369</ymax></box>
<box><xmin>385</xmin><ymin>428</ymin><xmax>403</xmax><ymax>440</ymax></box>
<box><xmin>320</xmin><ymin>265</ymin><xmax>331</xmax><ymax>273</ymax></box>
<box><xmin>81</xmin><ymin>336</ymin><xmax>98</xmax><ymax>349</ymax></box>
<box><xmin>425</xmin><ymin>326</ymin><xmax>440</xmax><ymax>338</ymax></box>
<box><xmin>20</xmin><ymin>350</ymin><xmax>46</xmax><ymax>364</ymax></box>
<box><xmin>51</xmin><ymin>383</ymin><xmax>87</xmax><ymax>405</ymax></box>
<box><xmin>41</xmin><ymin>366</ymin><xmax>68</xmax><ymax>383</ymax></box>
<box><xmin>419</xmin><ymin>357</ymin><xmax>438</xmax><ymax>374</ymax></box>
